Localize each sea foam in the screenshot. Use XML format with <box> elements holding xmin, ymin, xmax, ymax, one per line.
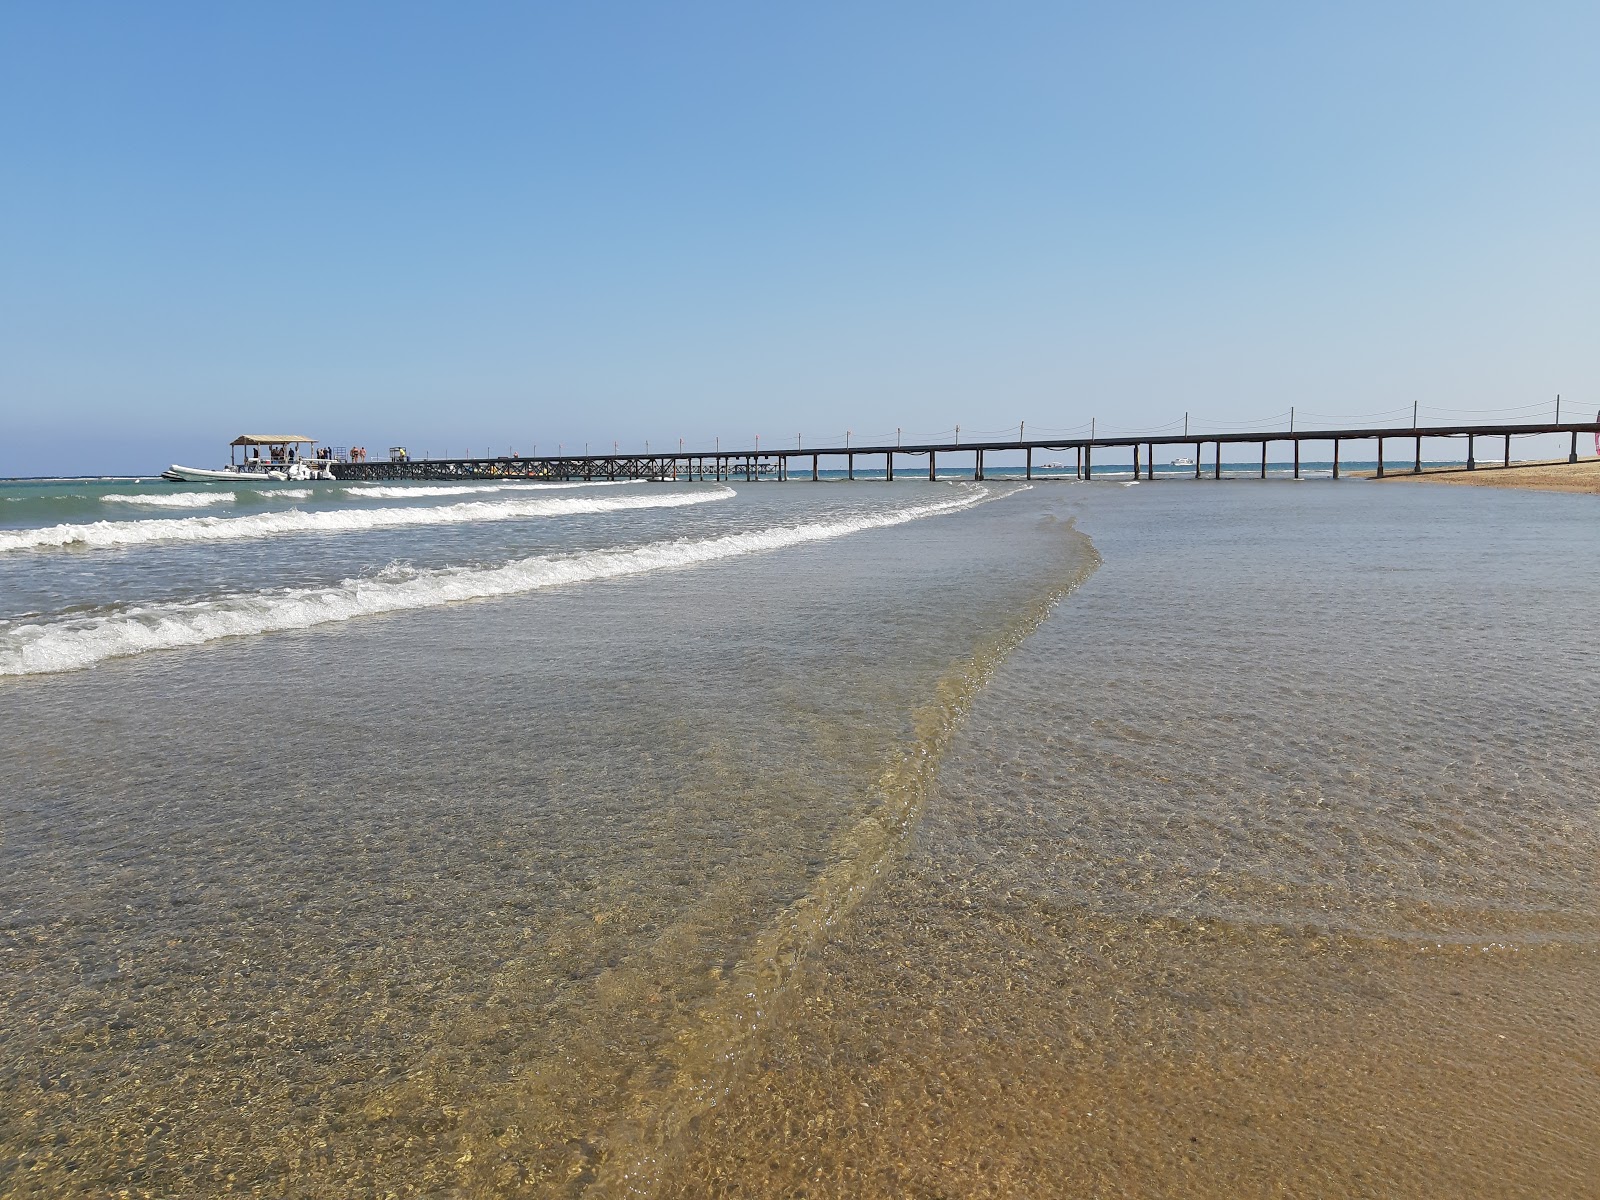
<box><xmin>0</xmin><ymin>488</ymin><xmax>732</xmax><ymax>555</ymax></box>
<box><xmin>101</xmin><ymin>492</ymin><xmax>234</xmax><ymax>508</ymax></box>
<box><xmin>0</xmin><ymin>487</ymin><xmax>990</xmax><ymax>675</ymax></box>
<box><xmin>346</xmin><ymin>481</ymin><xmax>628</xmax><ymax>498</ymax></box>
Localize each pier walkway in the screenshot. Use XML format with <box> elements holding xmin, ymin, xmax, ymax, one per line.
<box><xmin>327</xmin><ymin>420</ymin><xmax>1600</xmax><ymax>483</ymax></box>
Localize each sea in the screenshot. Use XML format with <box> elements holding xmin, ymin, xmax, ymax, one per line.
<box><xmin>1</xmin><ymin>470</ymin><xmax>1595</xmax><ymax>1198</ymax></box>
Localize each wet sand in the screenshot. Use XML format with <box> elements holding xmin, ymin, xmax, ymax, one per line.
<box><xmin>1370</xmin><ymin>458</ymin><xmax>1600</xmax><ymax>494</ymax></box>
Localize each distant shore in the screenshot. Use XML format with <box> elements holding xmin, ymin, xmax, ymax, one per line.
<box><xmin>1365</xmin><ymin>458</ymin><xmax>1600</xmax><ymax>495</ymax></box>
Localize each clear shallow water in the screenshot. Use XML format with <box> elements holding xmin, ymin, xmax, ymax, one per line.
<box><xmin>1</xmin><ymin>475</ymin><xmax>1596</xmax><ymax>1197</ymax></box>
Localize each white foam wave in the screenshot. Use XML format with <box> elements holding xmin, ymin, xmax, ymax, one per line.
<box><xmin>101</xmin><ymin>491</ymin><xmax>233</xmax><ymax>508</ymax></box>
<box><xmin>347</xmin><ymin>483</ymin><xmax>507</xmax><ymax>498</ymax></box>
<box><xmin>1</xmin><ymin>488</ymin><xmax>991</xmax><ymax>676</ymax></box>
<box><xmin>0</xmin><ymin>488</ymin><xmax>732</xmax><ymax>555</ymax></box>
<box><xmin>347</xmin><ymin>480</ymin><xmax>628</xmax><ymax>498</ymax></box>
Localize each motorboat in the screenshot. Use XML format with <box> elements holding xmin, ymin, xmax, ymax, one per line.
<box><xmin>163</xmin><ymin>434</ymin><xmax>337</xmax><ymax>483</ymax></box>
<box><xmin>1170</xmin><ymin>456</ymin><xmax>1196</xmax><ymax>468</ymax></box>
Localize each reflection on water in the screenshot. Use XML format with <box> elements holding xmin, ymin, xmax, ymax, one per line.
<box><xmin>2</xmin><ymin>481</ymin><xmax>1597</xmax><ymax>1198</ymax></box>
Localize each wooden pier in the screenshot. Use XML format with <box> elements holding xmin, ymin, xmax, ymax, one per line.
<box><xmin>326</xmin><ymin>420</ymin><xmax>1600</xmax><ymax>483</ymax></box>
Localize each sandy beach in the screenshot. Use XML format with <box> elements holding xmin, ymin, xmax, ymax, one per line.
<box><xmin>1371</xmin><ymin>458</ymin><xmax>1600</xmax><ymax>494</ymax></box>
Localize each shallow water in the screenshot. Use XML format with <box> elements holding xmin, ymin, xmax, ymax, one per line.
<box><xmin>1</xmin><ymin>476</ymin><xmax>1595</xmax><ymax>1197</ymax></box>
<box><xmin>659</xmin><ymin>482</ymin><xmax>1600</xmax><ymax>1199</ymax></box>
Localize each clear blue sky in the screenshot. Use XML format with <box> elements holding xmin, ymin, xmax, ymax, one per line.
<box><xmin>3</xmin><ymin>1</ymin><xmax>1596</xmax><ymax>474</ymax></box>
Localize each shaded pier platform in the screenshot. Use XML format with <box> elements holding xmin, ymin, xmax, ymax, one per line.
<box><xmin>327</xmin><ymin>420</ymin><xmax>1600</xmax><ymax>483</ymax></box>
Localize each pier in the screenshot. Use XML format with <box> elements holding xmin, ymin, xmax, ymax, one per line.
<box><xmin>325</xmin><ymin>419</ymin><xmax>1600</xmax><ymax>483</ymax></box>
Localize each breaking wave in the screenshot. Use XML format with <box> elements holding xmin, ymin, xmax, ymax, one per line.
<box><xmin>101</xmin><ymin>492</ymin><xmax>233</xmax><ymax>508</ymax></box>
<box><xmin>1</xmin><ymin>487</ymin><xmax>991</xmax><ymax>675</ymax></box>
<box><xmin>0</xmin><ymin>488</ymin><xmax>733</xmax><ymax>555</ymax></box>
<box><xmin>345</xmin><ymin>481</ymin><xmax>629</xmax><ymax>498</ymax></box>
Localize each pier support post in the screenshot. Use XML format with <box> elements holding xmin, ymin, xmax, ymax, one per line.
<box><xmin>1333</xmin><ymin>440</ymin><xmax>1340</xmax><ymax>479</ymax></box>
<box><xmin>1026</xmin><ymin>447</ymin><xmax>1032</xmax><ymax>479</ymax></box>
<box><xmin>1132</xmin><ymin>442</ymin><xmax>1139</xmax><ymax>481</ymax></box>
<box><xmin>929</xmin><ymin>451</ymin><xmax>936</xmax><ymax>481</ymax></box>
<box><xmin>1214</xmin><ymin>442</ymin><xmax>1223</xmax><ymax>479</ymax></box>
<box><xmin>1467</xmin><ymin>437</ymin><xmax>1475</xmax><ymax>470</ymax></box>
<box><xmin>813</xmin><ymin>454</ymin><xmax>819</xmax><ymax>482</ymax></box>
<box><xmin>886</xmin><ymin>452</ymin><xmax>893</xmax><ymax>481</ymax></box>
<box><xmin>1195</xmin><ymin>444</ymin><xmax>1202</xmax><ymax>479</ymax></box>
<box><xmin>1085</xmin><ymin>445</ymin><xmax>1092</xmax><ymax>480</ymax></box>
<box><xmin>848</xmin><ymin>453</ymin><xmax>854</xmax><ymax>481</ymax></box>
<box><xmin>1294</xmin><ymin>439</ymin><xmax>1301</xmax><ymax>479</ymax></box>
<box><xmin>975</xmin><ymin>449</ymin><xmax>984</xmax><ymax>481</ymax></box>
<box><xmin>1572</xmin><ymin>431</ymin><xmax>1580</xmax><ymax>463</ymax></box>
<box><xmin>1076</xmin><ymin>446</ymin><xmax>1082</xmax><ymax>479</ymax></box>
<box><xmin>1504</xmin><ymin>434</ymin><xmax>1511</xmax><ymax>468</ymax></box>
<box><xmin>1261</xmin><ymin>440</ymin><xmax>1268</xmax><ymax>479</ymax></box>
<box><xmin>1148</xmin><ymin>444</ymin><xmax>1155</xmax><ymax>480</ymax></box>
<box><xmin>1377</xmin><ymin>437</ymin><xmax>1385</xmax><ymax>478</ymax></box>
<box><xmin>1415</xmin><ymin>436</ymin><xmax>1422</xmax><ymax>474</ymax></box>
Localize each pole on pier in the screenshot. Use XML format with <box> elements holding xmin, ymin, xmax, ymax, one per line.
<box><xmin>1377</xmin><ymin>437</ymin><xmax>1385</xmax><ymax>478</ymax></box>
<box><xmin>1132</xmin><ymin>442</ymin><xmax>1139</xmax><ymax>481</ymax></box>
<box><xmin>1260</xmin><ymin>440</ymin><xmax>1268</xmax><ymax>479</ymax></box>
<box><xmin>929</xmin><ymin>450</ymin><xmax>936</xmax><ymax>481</ymax></box>
<box><xmin>1333</xmin><ymin>440</ymin><xmax>1340</xmax><ymax>479</ymax></box>
<box><xmin>1504</xmin><ymin>434</ymin><xmax>1511</xmax><ymax>468</ymax></box>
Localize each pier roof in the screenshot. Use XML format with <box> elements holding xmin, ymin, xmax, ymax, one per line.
<box><xmin>230</xmin><ymin>434</ymin><xmax>315</xmax><ymax>445</ymax></box>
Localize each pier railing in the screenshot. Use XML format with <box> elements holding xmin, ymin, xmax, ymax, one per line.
<box><xmin>325</xmin><ymin>419</ymin><xmax>1600</xmax><ymax>483</ymax></box>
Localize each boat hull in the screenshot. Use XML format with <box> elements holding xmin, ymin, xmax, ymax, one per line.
<box><xmin>161</xmin><ymin>464</ymin><xmax>336</xmax><ymax>483</ymax></box>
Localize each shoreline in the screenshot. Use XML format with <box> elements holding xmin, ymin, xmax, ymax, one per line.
<box><xmin>1364</xmin><ymin>457</ymin><xmax>1600</xmax><ymax>495</ymax></box>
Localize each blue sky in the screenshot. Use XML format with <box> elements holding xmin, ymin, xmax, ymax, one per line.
<box><xmin>2</xmin><ymin>2</ymin><xmax>1596</xmax><ymax>473</ymax></box>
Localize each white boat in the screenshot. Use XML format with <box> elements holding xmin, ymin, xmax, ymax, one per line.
<box><xmin>163</xmin><ymin>434</ymin><xmax>337</xmax><ymax>483</ymax></box>
<box><xmin>1170</xmin><ymin>456</ymin><xmax>1196</xmax><ymax>467</ymax></box>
